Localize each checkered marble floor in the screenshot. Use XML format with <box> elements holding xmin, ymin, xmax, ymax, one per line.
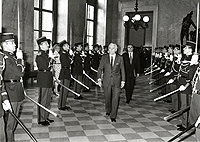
<box><xmin>14</xmin><ymin>75</ymin><xmax>197</xmax><ymax>142</ymax></box>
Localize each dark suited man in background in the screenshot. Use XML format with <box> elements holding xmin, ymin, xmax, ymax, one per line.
<box><xmin>97</xmin><ymin>43</ymin><xmax>125</xmax><ymax>122</ymax></box>
<box><xmin>122</xmin><ymin>44</ymin><xmax>140</xmax><ymax>104</ymax></box>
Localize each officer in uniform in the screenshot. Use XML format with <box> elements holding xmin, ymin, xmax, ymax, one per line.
<box><xmin>83</xmin><ymin>43</ymin><xmax>92</xmax><ymax>92</ymax></box>
<box><xmin>0</xmin><ymin>38</ymin><xmax>12</xmax><ymax>142</ymax></box>
<box><xmin>91</xmin><ymin>44</ymin><xmax>100</xmax><ymax>84</ymax></box>
<box><xmin>36</xmin><ymin>36</ymin><xmax>54</xmax><ymax>126</ymax></box>
<box><xmin>72</xmin><ymin>42</ymin><xmax>83</xmax><ymax>99</ymax></box>
<box><xmin>177</xmin><ymin>41</ymin><xmax>197</xmax><ymax>131</ymax></box>
<box><xmin>1</xmin><ymin>33</ymin><xmax>25</xmax><ymax>142</ymax></box>
<box><xmin>58</xmin><ymin>40</ymin><xmax>71</xmax><ymax>110</ymax></box>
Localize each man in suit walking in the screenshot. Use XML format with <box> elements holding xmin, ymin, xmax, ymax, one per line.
<box><xmin>97</xmin><ymin>43</ymin><xmax>125</xmax><ymax>122</ymax></box>
<box><xmin>122</xmin><ymin>44</ymin><xmax>140</xmax><ymax>104</ymax></box>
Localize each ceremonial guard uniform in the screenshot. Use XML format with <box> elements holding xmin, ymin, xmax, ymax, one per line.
<box><xmin>170</xmin><ymin>47</ymin><xmax>182</xmax><ymax>112</ymax></box>
<box><xmin>1</xmin><ymin>33</ymin><xmax>25</xmax><ymax>142</ymax></box>
<box><xmin>177</xmin><ymin>41</ymin><xmax>197</xmax><ymax>131</ymax></box>
<box><xmin>72</xmin><ymin>43</ymin><xmax>83</xmax><ymax>99</ymax></box>
<box><xmin>0</xmin><ymin>49</ymin><xmax>11</xmax><ymax>142</ymax></box>
<box><xmin>189</xmin><ymin>63</ymin><xmax>200</xmax><ymax>141</ymax></box>
<box><xmin>36</xmin><ymin>36</ymin><xmax>54</xmax><ymax>126</ymax></box>
<box><xmin>58</xmin><ymin>40</ymin><xmax>71</xmax><ymax>110</ymax></box>
<box><xmin>91</xmin><ymin>44</ymin><xmax>100</xmax><ymax>84</ymax></box>
<box><xmin>83</xmin><ymin>43</ymin><xmax>92</xmax><ymax>91</ymax></box>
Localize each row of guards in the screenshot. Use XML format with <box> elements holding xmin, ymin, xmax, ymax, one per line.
<box><xmin>145</xmin><ymin>8</ymin><xmax>200</xmax><ymax>140</ymax></box>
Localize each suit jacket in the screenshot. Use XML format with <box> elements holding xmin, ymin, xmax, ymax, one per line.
<box><xmin>122</xmin><ymin>51</ymin><xmax>140</xmax><ymax>79</ymax></box>
<box><xmin>97</xmin><ymin>54</ymin><xmax>125</xmax><ymax>87</ymax></box>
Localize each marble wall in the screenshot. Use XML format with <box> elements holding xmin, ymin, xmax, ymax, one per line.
<box><xmin>118</xmin><ymin>0</ymin><xmax>199</xmax><ymax>50</ymax></box>
<box><xmin>2</xmin><ymin>0</ymin><xmax>34</xmax><ymax>64</ymax></box>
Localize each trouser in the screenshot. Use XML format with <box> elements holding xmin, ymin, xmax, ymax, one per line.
<box><xmin>103</xmin><ymin>84</ymin><xmax>120</xmax><ymax>119</ymax></box>
<box><xmin>5</xmin><ymin>101</ymin><xmax>22</xmax><ymax>142</ymax></box>
<box><xmin>38</xmin><ymin>88</ymin><xmax>52</xmax><ymax>122</ymax></box>
<box><xmin>180</xmin><ymin>93</ymin><xmax>191</xmax><ymax>127</ymax></box>
<box><xmin>58</xmin><ymin>79</ymin><xmax>70</xmax><ymax>108</ymax></box>
<box><xmin>0</xmin><ymin>116</ymin><xmax>6</xmax><ymax>142</ymax></box>
<box><xmin>73</xmin><ymin>75</ymin><xmax>82</xmax><ymax>94</ymax></box>
<box><xmin>125</xmin><ymin>77</ymin><xmax>135</xmax><ymax>102</ymax></box>
<box><xmin>171</xmin><ymin>84</ymin><xmax>179</xmax><ymax>111</ymax></box>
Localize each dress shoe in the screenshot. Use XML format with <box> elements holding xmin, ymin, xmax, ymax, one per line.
<box><xmin>177</xmin><ymin>125</ymin><xmax>186</xmax><ymax>131</ymax></box>
<box><xmin>125</xmin><ymin>101</ymin><xmax>130</xmax><ymax>104</ymax></box>
<box><xmin>106</xmin><ymin>112</ymin><xmax>110</xmax><ymax>116</ymax></box>
<box><xmin>111</xmin><ymin>118</ymin><xmax>116</xmax><ymax>122</ymax></box>
<box><xmin>64</xmin><ymin>106</ymin><xmax>71</xmax><ymax>110</ymax></box>
<box><xmin>59</xmin><ymin>106</ymin><xmax>70</xmax><ymax>110</ymax></box>
<box><xmin>38</xmin><ymin>120</ymin><xmax>50</xmax><ymax>126</ymax></box>
<box><xmin>47</xmin><ymin>118</ymin><xmax>54</xmax><ymax>123</ymax></box>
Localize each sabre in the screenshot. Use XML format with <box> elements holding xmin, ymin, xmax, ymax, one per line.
<box><xmin>3</xmin><ymin>105</ymin><xmax>38</xmax><ymax>142</ymax></box>
<box><xmin>91</xmin><ymin>67</ymin><xmax>98</xmax><ymax>73</ymax></box>
<box><xmin>145</xmin><ymin>67</ymin><xmax>160</xmax><ymax>76</ymax></box>
<box><xmin>164</xmin><ymin>106</ymin><xmax>190</xmax><ymax>122</ymax></box>
<box><xmin>150</xmin><ymin>82</ymin><xmax>168</xmax><ymax>92</ymax></box>
<box><xmin>71</xmin><ymin>75</ymin><xmax>90</xmax><ymax>90</ymax></box>
<box><xmin>144</xmin><ymin>64</ymin><xmax>154</xmax><ymax>72</ymax></box>
<box><xmin>24</xmin><ymin>92</ymin><xmax>59</xmax><ymax>118</ymax></box>
<box><xmin>167</xmin><ymin>123</ymin><xmax>195</xmax><ymax>142</ymax></box>
<box><xmin>54</xmin><ymin>78</ymin><xmax>80</xmax><ymax>97</ymax></box>
<box><xmin>83</xmin><ymin>70</ymin><xmax>100</xmax><ymax>87</ymax></box>
<box><xmin>154</xmin><ymin>88</ymin><xmax>180</xmax><ymax>102</ymax></box>
<box><xmin>195</xmin><ymin>2</ymin><xmax>199</xmax><ymax>54</ymax></box>
<box><xmin>149</xmin><ymin>72</ymin><xmax>171</xmax><ymax>85</ymax></box>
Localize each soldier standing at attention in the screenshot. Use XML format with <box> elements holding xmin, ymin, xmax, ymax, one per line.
<box><xmin>58</xmin><ymin>40</ymin><xmax>71</xmax><ymax>110</ymax></box>
<box><xmin>0</xmin><ymin>34</ymin><xmax>12</xmax><ymax>142</ymax></box>
<box><xmin>1</xmin><ymin>33</ymin><xmax>24</xmax><ymax>142</ymax></box>
<box><xmin>36</xmin><ymin>36</ymin><xmax>54</xmax><ymax>126</ymax></box>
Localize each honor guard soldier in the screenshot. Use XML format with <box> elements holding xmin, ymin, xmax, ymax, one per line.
<box><xmin>177</xmin><ymin>41</ymin><xmax>198</xmax><ymax>131</ymax></box>
<box><xmin>58</xmin><ymin>40</ymin><xmax>71</xmax><ymax>110</ymax></box>
<box><xmin>72</xmin><ymin>42</ymin><xmax>84</xmax><ymax>99</ymax></box>
<box><xmin>0</xmin><ymin>39</ymin><xmax>12</xmax><ymax>142</ymax></box>
<box><xmin>189</xmin><ymin>53</ymin><xmax>200</xmax><ymax>141</ymax></box>
<box><xmin>36</xmin><ymin>36</ymin><xmax>54</xmax><ymax>126</ymax></box>
<box><xmin>91</xmin><ymin>44</ymin><xmax>100</xmax><ymax>84</ymax></box>
<box><xmin>169</xmin><ymin>45</ymin><xmax>182</xmax><ymax>113</ymax></box>
<box><xmin>1</xmin><ymin>33</ymin><xmax>25</xmax><ymax>142</ymax></box>
<box><xmin>83</xmin><ymin>43</ymin><xmax>92</xmax><ymax>92</ymax></box>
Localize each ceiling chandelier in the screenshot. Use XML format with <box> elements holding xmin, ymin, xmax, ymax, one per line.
<box><xmin>123</xmin><ymin>0</ymin><xmax>150</xmax><ymax>30</ymax></box>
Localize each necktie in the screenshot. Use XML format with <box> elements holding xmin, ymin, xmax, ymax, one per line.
<box><xmin>111</xmin><ymin>56</ymin><xmax>113</xmax><ymax>66</ymax></box>
<box><xmin>129</xmin><ymin>53</ymin><xmax>132</xmax><ymax>64</ymax></box>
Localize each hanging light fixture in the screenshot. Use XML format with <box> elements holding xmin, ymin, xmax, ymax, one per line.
<box><xmin>123</xmin><ymin>0</ymin><xmax>150</xmax><ymax>30</ymax></box>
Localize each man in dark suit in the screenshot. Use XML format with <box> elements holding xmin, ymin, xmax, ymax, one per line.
<box><xmin>122</xmin><ymin>44</ymin><xmax>140</xmax><ymax>104</ymax></box>
<box><xmin>97</xmin><ymin>43</ymin><xmax>125</xmax><ymax>122</ymax></box>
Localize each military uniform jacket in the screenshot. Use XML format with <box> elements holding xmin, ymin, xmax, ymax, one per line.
<box><xmin>83</xmin><ymin>51</ymin><xmax>92</xmax><ymax>71</ymax></box>
<box><xmin>72</xmin><ymin>52</ymin><xmax>83</xmax><ymax>75</ymax></box>
<box><xmin>178</xmin><ymin>59</ymin><xmax>197</xmax><ymax>94</ymax></box>
<box><xmin>0</xmin><ymin>52</ymin><xmax>8</xmax><ymax>117</ymax></box>
<box><xmin>36</xmin><ymin>51</ymin><xmax>53</xmax><ymax>88</ymax></box>
<box><xmin>59</xmin><ymin>51</ymin><xmax>71</xmax><ymax>80</ymax></box>
<box><xmin>3</xmin><ymin>51</ymin><xmax>24</xmax><ymax>102</ymax></box>
<box><xmin>91</xmin><ymin>51</ymin><xmax>100</xmax><ymax>70</ymax></box>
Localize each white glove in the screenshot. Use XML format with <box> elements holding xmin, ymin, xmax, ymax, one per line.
<box><xmin>16</xmin><ymin>48</ymin><xmax>23</xmax><ymax>59</ymax></box>
<box><xmin>195</xmin><ymin>116</ymin><xmax>200</xmax><ymax>127</ymax></box>
<box><xmin>164</xmin><ymin>72</ymin><xmax>171</xmax><ymax>76</ymax></box>
<box><xmin>48</xmin><ymin>49</ymin><xmax>55</xmax><ymax>59</ymax></box>
<box><xmin>179</xmin><ymin>85</ymin><xmax>186</xmax><ymax>91</ymax></box>
<box><xmin>2</xmin><ymin>100</ymin><xmax>12</xmax><ymax>111</ymax></box>
<box><xmin>69</xmin><ymin>49</ymin><xmax>74</xmax><ymax>56</ymax></box>
<box><xmin>191</xmin><ymin>54</ymin><xmax>199</xmax><ymax>65</ymax></box>
<box><xmin>97</xmin><ymin>79</ymin><xmax>102</xmax><ymax>88</ymax></box>
<box><xmin>167</xmin><ymin>79</ymin><xmax>174</xmax><ymax>84</ymax></box>
<box><xmin>121</xmin><ymin>81</ymin><xmax>125</xmax><ymax>88</ymax></box>
<box><xmin>160</xmin><ymin>69</ymin><xmax>165</xmax><ymax>73</ymax></box>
